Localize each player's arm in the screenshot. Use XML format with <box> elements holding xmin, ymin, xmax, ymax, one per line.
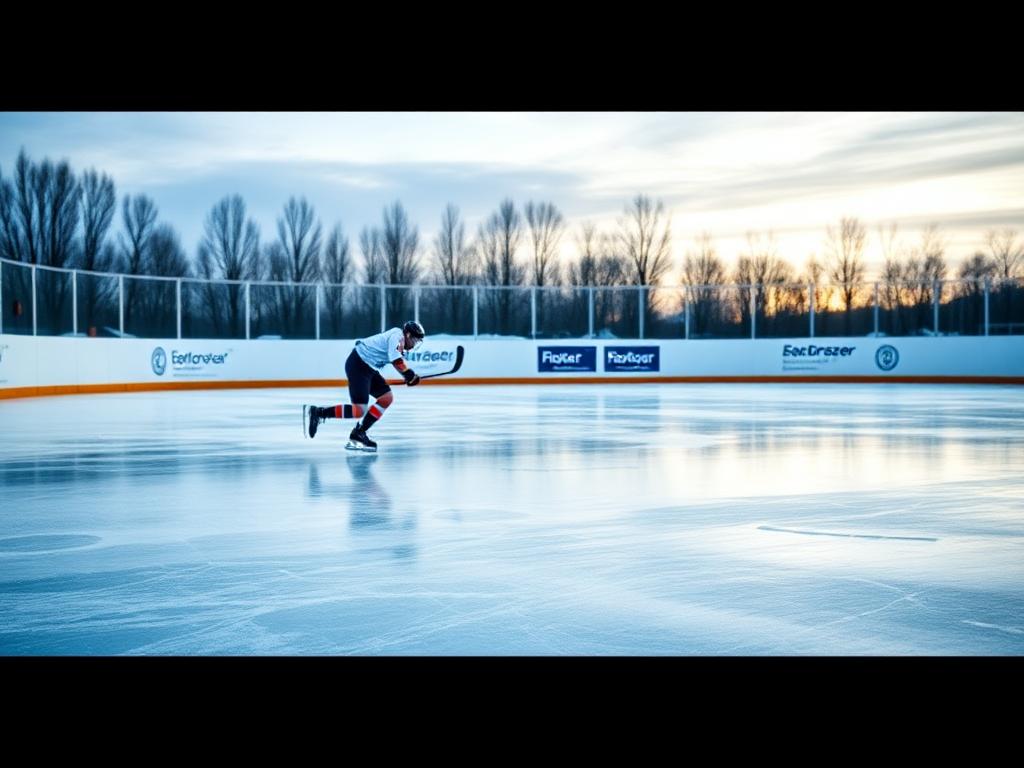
<box><xmin>392</xmin><ymin>357</ymin><xmax>420</xmax><ymax>386</ymax></box>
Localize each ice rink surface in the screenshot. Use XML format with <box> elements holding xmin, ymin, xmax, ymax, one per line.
<box><xmin>1</xmin><ymin>383</ymin><xmax>1022</xmax><ymax>655</ymax></box>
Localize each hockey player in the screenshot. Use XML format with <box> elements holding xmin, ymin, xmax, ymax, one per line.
<box><xmin>304</xmin><ymin>320</ymin><xmax>425</xmax><ymax>451</ymax></box>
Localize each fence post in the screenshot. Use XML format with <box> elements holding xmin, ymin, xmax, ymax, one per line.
<box><xmin>809</xmin><ymin>283</ymin><xmax>815</xmax><ymax>338</ymax></box>
<box><xmin>315</xmin><ymin>283</ymin><xmax>320</xmax><ymax>340</ymax></box>
<box><xmin>72</xmin><ymin>270</ymin><xmax>78</xmax><ymax>336</ymax></box>
<box><xmin>31</xmin><ymin>265</ymin><xmax>38</xmax><ymax>336</ymax></box>
<box><xmin>588</xmin><ymin>287</ymin><xmax>594</xmax><ymax>338</ymax></box>
<box><xmin>873</xmin><ymin>282</ymin><xmax>879</xmax><ymax>335</ymax></box>
<box><xmin>531</xmin><ymin>287</ymin><xmax>537</xmax><ymax>339</ymax></box>
<box><xmin>245</xmin><ymin>282</ymin><xmax>250</xmax><ymax>340</ymax></box>
<box><xmin>933</xmin><ymin>279</ymin><xmax>939</xmax><ymax>334</ymax></box>
<box><xmin>473</xmin><ymin>286</ymin><xmax>478</xmax><ymax>339</ymax></box>
<box><xmin>118</xmin><ymin>274</ymin><xmax>123</xmax><ymax>337</ymax></box>
<box><xmin>750</xmin><ymin>285</ymin><xmax>756</xmax><ymax>340</ymax></box>
<box><xmin>638</xmin><ymin>287</ymin><xmax>645</xmax><ymax>339</ymax></box>
<box><xmin>380</xmin><ymin>284</ymin><xmax>386</xmax><ymax>333</ymax></box>
<box><xmin>684</xmin><ymin>291</ymin><xmax>690</xmax><ymax>340</ymax></box>
<box><xmin>984</xmin><ymin>277</ymin><xmax>990</xmax><ymax>336</ymax></box>
<box><xmin>176</xmin><ymin>279</ymin><xmax>182</xmax><ymax>339</ymax></box>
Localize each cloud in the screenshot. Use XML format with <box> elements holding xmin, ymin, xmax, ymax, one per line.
<box><xmin>2</xmin><ymin>111</ymin><xmax>1022</xmax><ymax>270</ymax></box>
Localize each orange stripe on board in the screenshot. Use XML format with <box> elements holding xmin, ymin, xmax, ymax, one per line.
<box><xmin>2</xmin><ymin>375</ymin><xmax>1023</xmax><ymax>400</ymax></box>
<box><xmin>390</xmin><ymin>376</ymin><xmax>1024</xmax><ymax>386</ymax></box>
<box><xmin>0</xmin><ymin>379</ymin><xmax>345</xmax><ymax>400</ymax></box>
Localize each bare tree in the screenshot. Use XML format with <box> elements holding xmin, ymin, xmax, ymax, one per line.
<box><xmin>569</xmin><ymin>222</ymin><xmax>628</xmax><ymax>286</ymax></box>
<box><xmin>802</xmin><ymin>254</ymin><xmax>827</xmax><ymax>314</ymax></box>
<box><xmin>78</xmin><ymin>169</ymin><xmax>116</xmax><ymax>272</ymax></box>
<box><xmin>1</xmin><ymin>153</ymin><xmax>82</xmax><ymax>332</ymax></box>
<box><xmin>66</xmin><ymin>169</ymin><xmax>116</xmax><ymax>335</ymax></box>
<box><xmin>682</xmin><ymin>232</ymin><xmax>727</xmax><ymax>287</ymax></box>
<box><xmin>266</xmin><ymin>197</ymin><xmax>322</xmax><ymax>336</ymax></box>
<box><xmin>876</xmin><ymin>222</ymin><xmax>905</xmax><ymax>315</ymax></box>
<box><xmin>478</xmin><ymin>199</ymin><xmax>524</xmax><ymax>334</ymax></box>
<box><xmin>433</xmin><ymin>203</ymin><xmax>475</xmax><ymax>286</ymax></box>
<box><xmin>878</xmin><ymin>222</ymin><xmax>902</xmax><ymax>266</ymax></box>
<box><xmin>895</xmin><ymin>224</ymin><xmax>948</xmax><ymax>332</ymax></box>
<box><xmin>0</xmin><ymin>166</ymin><xmax>18</xmax><ymax>261</ymax></box>
<box><xmin>429</xmin><ymin>204</ymin><xmax>476</xmax><ymax>333</ymax></box>
<box><xmin>146</xmin><ymin>224</ymin><xmax>189</xmax><ymax>277</ymax></box>
<box><xmin>360</xmin><ymin>226</ymin><xmax>386</xmax><ymax>285</ymax></box>
<box><xmin>617</xmin><ymin>194</ymin><xmax>672</xmax><ymax>333</ymax></box>
<box><xmin>918</xmin><ymin>223</ymin><xmax>948</xmax><ymax>310</ymax></box>
<box><xmin>566</xmin><ymin>222</ymin><xmax>601</xmax><ymax>332</ymax></box>
<box><xmin>6</xmin><ymin>154</ymin><xmax>81</xmax><ymax>332</ymax></box>
<box><xmin>195</xmin><ymin>195</ymin><xmax>262</xmax><ymax>338</ymax></box>
<box><xmin>567</xmin><ymin>221</ymin><xmax>632</xmax><ymax>336</ymax></box>
<box><xmin>958</xmin><ymin>252</ymin><xmax>995</xmax><ymax>284</ymax></box>
<box><xmin>733</xmin><ymin>231</ymin><xmax>794</xmax><ymax>333</ymax></box>
<box><xmin>986</xmin><ymin>228</ymin><xmax>1022</xmax><ymax>280</ymax></box>
<box><xmin>273</xmin><ymin>197</ymin><xmax>322</xmax><ymax>283</ymax></box>
<box><xmin>879</xmin><ymin>254</ymin><xmax>912</xmax><ymax>334</ymax></box>
<box><xmin>130</xmin><ymin>224</ymin><xmax>188</xmax><ymax>334</ymax></box>
<box><xmin>196</xmin><ymin>195</ymin><xmax>262</xmax><ymax>282</ymax></box>
<box><xmin>380</xmin><ymin>201</ymin><xmax>420</xmax><ymax>285</ymax></box>
<box><xmin>568</xmin><ymin>221</ymin><xmax>601</xmax><ymax>287</ymax></box>
<box><xmin>117</xmin><ymin>194</ymin><xmax>158</xmax><ymax>330</ymax></box>
<box><xmin>34</xmin><ymin>158</ymin><xmax>81</xmax><ymax>268</ymax></box>
<box><xmin>14</xmin><ymin>151</ymin><xmax>39</xmax><ymax>264</ymax></box>
<box><xmin>524</xmin><ymin>200</ymin><xmax>565</xmax><ymax>335</ymax></box>
<box><xmin>524</xmin><ymin>200</ymin><xmax>564</xmax><ymax>287</ymax></box>
<box><xmin>681</xmin><ymin>232</ymin><xmax>727</xmax><ymax>337</ymax></box>
<box><xmin>802</xmin><ymin>254</ymin><xmax>826</xmax><ymax>284</ymax></box>
<box><xmin>0</xmin><ymin>150</ymin><xmax>82</xmax><ymax>269</ymax></box>
<box><xmin>323</xmin><ymin>223</ymin><xmax>353</xmax><ymax>285</ymax></box>
<box><xmin>617</xmin><ymin>194</ymin><xmax>672</xmax><ymax>287</ymax></box>
<box><xmin>118</xmin><ymin>195</ymin><xmax>158</xmax><ymax>276</ymax></box>
<box><xmin>321</xmin><ymin>222</ymin><xmax>353</xmax><ymax>337</ymax></box>
<box><xmin>825</xmin><ymin>216</ymin><xmax>867</xmax><ymax>322</ymax></box>
<box><xmin>359</xmin><ymin>226</ymin><xmax>386</xmax><ymax>325</ymax></box>
<box><xmin>955</xmin><ymin>252</ymin><xmax>996</xmax><ymax>334</ymax></box>
<box><xmin>919</xmin><ymin>223</ymin><xmax>948</xmax><ymax>281</ymax></box>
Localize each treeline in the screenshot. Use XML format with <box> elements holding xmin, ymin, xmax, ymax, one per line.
<box><xmin>2</xmin><ymin>149</ymin><xmax>1022</xmax><ymax>339</ymax></box>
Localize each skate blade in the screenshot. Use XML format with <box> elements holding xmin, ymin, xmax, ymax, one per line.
<box><xmin>302</xmin><ymin>405</ymin><xmax>309</xmax><ymax>438</ymax></box>
<box><xmin>345</xmin><ymin>441</ymin><xmax>377</xmax><ymax>452</ymax></box>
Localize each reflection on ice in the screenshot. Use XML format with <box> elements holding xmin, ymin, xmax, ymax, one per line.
<box><xmin>0</xmin><ymin>383</ymin><xmax>1022</xmax><ymax>654</ymax></box>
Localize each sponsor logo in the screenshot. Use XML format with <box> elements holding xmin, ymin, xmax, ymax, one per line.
<box><xmin>405</xmin><ymin>349</ymin><xmax>455</xmax><ymax>364</ymax></box>
<box><xmin>170</xmin><ymin>350</ymin><xmax>230</xmax><ymax>366</ymax></box>
<box><xmin>782</xmin><ymin>343</ymin><xmax>857</xmax><ymax>372</ymax></box>
<box><xmin>151</xmin><ymin>347</ymin><xmax>167</xmax><ymax>376</ymax></box>
<box><xmin>605</xmin><ymin>346</ymin><xmax>660</xmax><ymax>372</ymax></box>
<box><xmin>782</xmin><ymin>344</ymin><xmax>856</xmax><ymax>358</ymax></box>
<box><xmin>875</xmin><ymin>344</ymin><xmax>900</xmax><ymax>371</ymax></box>
<box><xmin>538</xmin><ymin>346</ymin><xmax>596</xmax><ymax>372</ymax></box>
<box><xmin>154</xmin><ymin>347</ymin><xmax>231</xmax><ymax>377</ymax></box>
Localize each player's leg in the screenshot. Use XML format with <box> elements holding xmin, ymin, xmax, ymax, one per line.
<box><xmin>306</xmin><ymin>350</ymin><xmax>369</xmax><ymax>439</ymax></box>
<box><xmin>349</xmin><ymin>373</ymin><xmax>392</xmax><ymax>451</ymax></box>
<box><xmin>345</xmin><ymin>352</ymin><xmax>377</xmax><ymax>451</ymax></box>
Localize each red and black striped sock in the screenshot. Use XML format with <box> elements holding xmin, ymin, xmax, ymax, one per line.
<box><xmin>318</xmin><ymin>404</ymin><xmax>365</xmax><ymax>419</ymax></box>
<box><xmin>360</xmin><ymin>402</ymin><xmax>388</xmax><ymax>431</ymax></box>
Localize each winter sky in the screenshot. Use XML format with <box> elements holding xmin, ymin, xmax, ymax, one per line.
<box><xmin>1</xmin><ymin>112</ymin><xmax>1022</xmax><ymax>280</ymax></box>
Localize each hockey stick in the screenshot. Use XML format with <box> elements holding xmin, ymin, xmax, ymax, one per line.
<box><xmin>387</xmin><ymin>345</ymin><xmax>465</xmax><ymax>384</ymax></box>
<box><xmin>419</xmin><ymin>345</ymin><xmax>465</xmax><ymax>379</ymax></box>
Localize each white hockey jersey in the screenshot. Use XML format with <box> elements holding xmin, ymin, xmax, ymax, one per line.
<box><xmin>354</xmin><ymin>328</ymin><xmax>407</xmax><ymax>370</ymax></box>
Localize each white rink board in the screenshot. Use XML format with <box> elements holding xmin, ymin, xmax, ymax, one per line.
<box><xmin>1</xmin><ymin>334</ymin><xmax>1023</xmax><ymax>393</ymax></box>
